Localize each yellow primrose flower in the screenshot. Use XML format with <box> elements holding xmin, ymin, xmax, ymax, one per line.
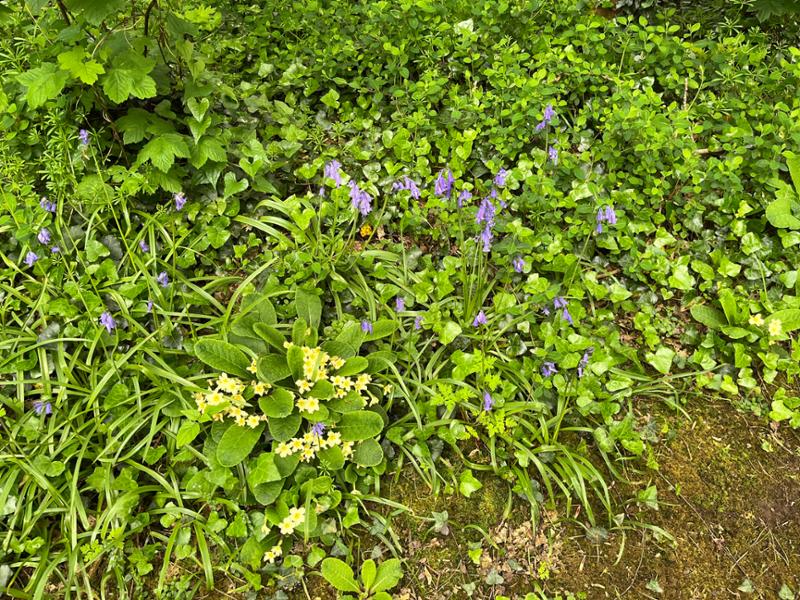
<box><xmin>230</xmin><ymin>393</ymin><xmax>245</xmax><ymax>406</ymax></box>
<box><xmin>318</xmin><ymin>352</ymin><xmax>330</xmax><ymax>366</ymax></box>
<box><xmin>290</xmin><ymin>438</ymin><xmax>304</xmax><ymax>452</ymax></box>
<box><xmin>211</xmin><ymin>412</ymin><xmax>224</xmax><ymax>422</ymax></box>
<box><xmin>278</xmin><ymin>520</ymin><xmax>295</xmax><ymax>535</ymax></box>
<box><xmin>300</xmin><ymin>447</ymin><xmax>315</xmax><ymax>462</ymax></box>
<box><xmin>253</xmin><ymin>382</ymin><xmax>269</xmax><ymax>396</ymax></box>
<box><xmin>334</xmin><ymin>388</ymin><xmax>347</xmax><ymax>399</ymax></box>
<box><xmin>196</xmin><ymin>399</ymin><xmax>208</xmax><ymax>413</ymax></box>
<box><xmin>296</xmin><ymin>397</ymin><xmax>320</xmax><ymax>413</ymax></box>
<box><xmin>247</xmin><ymin>358</ymin><xmax>258</xmax><ymax>374</ymax></box>
<box><xmin>769</xmin><ymin>319</ymin><xmax>782</xmax><ymax>337</ymax></box>
<box><xmin>340</xmin><ymin>377</ymin><xmax>354</xmax><ymax>390</ymax></box>
<box><xmin>341</xmin><ymin>441</ymin><xmax>354</xmax><ymax>458</ymax></box>
<box><xmin>296</xmin><ymin>379</ymin><xmax>312</xmax><ymax>394</ymax></box>
<box><xmin>264</xmin><ymin>550</ymin><xmax>275</xmax><ymax>563</ymax></box>
<box><xmin>276</xmin><ymin>442</ymin><xmax>293</xmax><ymax>457</ymax></box>
<box><xmin>748</xmin><ymin>314</ymin><xmax>764</xmax><ymax>326</ymax></box>
<box><xmin>246</xmin><ymin>415</ymin><xmax>261</xmax><ymax>428</ymax></box>
<box><xmin>332</xmin><ymin>375</ymin><xmax>347</xmax><ymax>388</ymax></box>
<box><xmin>325</xmin><ymin>431</ymin><xmax>342</xmax><ymax>447</ymax></box>
<box><xmin>234</xmin><ymin>415</ymin><xmax>247</xmax><ymax>427</ymax></box>
<box><xmin>260</xmin><ymin>521</ymin><xmax>271</xmax><ymax>535</ymax></box>
<box><xmin>289</xmin><ymin>506</ymin><xmax>306</xmax><ymax>523</ymax></box>
<box><xmin>207</xmin><ymin>390</ymin><xmax>225</xmax><ymax>405</ymax></box>
<box><xmin>330</xmin><ymin>356</ymin><xmax>345</xmax><ymax>370</ymax></box>
<box><xmin>228</xmin><ymin>406</ymin><xmax>244</xmax><ymax>418</ymax></box>
<box><xmin>317</xmin><ymin>367</ymin><xmax>328</xmax><ymax>381</ymax></box>
<box><xmin>283</xmin><ymin>340</ymin><xmax>293</xmax><ymax>349</ymax></box>
<box><xmin>357</xmin><ymin>374</ymin><xmax>371</xmax><ymax>386</ymax></box>
<box><xmin>303</xmin><ymin>365</ymin><xmax>315</xmax><ymax>380</ymax></box>
<box><xmin>193</xmin><ymin>391</ymin><xmax>205</xmax><ymax>402</ymax></box>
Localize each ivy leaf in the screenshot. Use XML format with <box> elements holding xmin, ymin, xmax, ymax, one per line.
<box><xmin>458</xmin><ymin>469</ymin><xmax>483</xmax><ymax>498</ymax></box>
<box><xmin>57</xmin><ymin>48</ymin><xmax>105</xmax><ymax>84</ymax></box>
<box><xmin>16</xmin><ymin>63</ymin><xmax>69</xmax><ymax>108</ymax></box>
<box><xmin>646</xmin><ymin>346</ymin><xmax>675</xmax><ymax>375</ymax></box>
<box><xmin>216</xmin><ymin>423</ymin><xmax>265</xmax><ymax>467</ymax></box>
<box><xmin>765</xmin><ymin>194</ymin><xmax>800</xmax><ymax>230</ymax></box>
<box><xmin>137</xmin><ymin>134</ymin><xmax>191</xmax><ymax>172</ymax></box>
<box><xmin>194</xmin><ymin>339</ymin><xmax>250</xmax><ymax>378</ymax></box>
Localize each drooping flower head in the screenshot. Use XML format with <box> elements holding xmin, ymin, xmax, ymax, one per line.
<box><xmin>349</xmin><ymin>181</ymin><xmax>372</xmax><ymax>216</ymax></box>
<box><xmin>33</xmin><ymin>400</ymin><xmax>52</xmax><ymax>416</ymax></box>
<box><xmin>475</xmin><ymin>197</ymin><xmax>496</xmax><ymax>226</ymax></box>
<box><xmin>78</xmin><ymin>129</ymin><xmax>90</xmax><ymax>146</ymax></box>
<box><xmin>434</xmin><ymin>168</ymin><xmax>454</xmax><ymax>198</ymax></box>
<box><xmin>472</xmin><ymin>310</ymin><xmax>487</xmax><ymax>327</ymax></box>
<box><xmin>414</xmin><ymin>316</ymin><xmax>423</xmax><ymax>330</ymax></box>
<box><xmin>157</xmin><ymin>272</ymin><xmax>169</xmax><ymax>287</ymax></box>
<box><xmin>548</xmin><ymin>146</ymin><xmax>558</xmax><ymax>164</ymax></box>
<box><xmin>24</xmin><ymin>251</ymin><xmax>38</xmax><ymax>267</ymax></box>
<box><xmin>38</xmin><ymin>228</ymin><xmax>51</xmax><ymax>244</ymax></box>
<box><xmin>480</xmin><ymin>225</ymin><xmax>493</xmax><ymax>252</ymax></box>
<box><xmin>50</xmin><ymin>246</ymin><xmax>60</xmax><ymax>254</ymax></box>
<box><xmin>139</xmin><ymin>240</ymin><xmax>149</xmax><ymax>252</ymax></box>
<box><xmin>596</xmin><ymin>205</ymin><xmax>617</xmax><ymax>233</ymax></box>
<box><xmin>393</xmin><ymin>176</ymin><xmax>421</xmax><ymax>200</ymax></box>
<box><xmin>311</xmin><ymin>422</ymin><xmax>326</xmax><ymax>438</ymax></box>
<box><xmin>395</xmin><ymin>297</ymin><xmax>405</xmax><ymax>312</ymax></box>
<box><xmin>541</xmin><ymin>362</ymin><xmax>558</xmax><ymax>377</ymax></box>
<box><xmin>577</xmin><ymin>347</ymin><xmax>594</xmax><ymax>378</ymax></box>
<box><xmin>494</xmin><ymin>168</ymin><xmax>508</xmax><ymax>187</ymax></box>
<box><xmin>174</xmin><ymin>192</ymin><xmax>187</xmax><ymax>211</ymax></box>
<box><xmin>482</xmin><ymin>391</ymin><xmax>494</xmax><ymax>411</ymax></box>
<box><xmin>535</xmin><ymin>104</ymin><xmax>555</xmax><ymax>132</ymax></box>
<box><xmin>553</xmin><ymin>297</ymin><xmax>573</xmax><ymax>324</ymax></box>
<box><xmin>40</xmin><ymin>197</ymin><xmax>56</xmax><ymax>213</ymax></box>
<box><xmin>512</xmin><ymin>256</ymin><xmax>525</xmax><ymax>273</ymax></box>
<box><xmin>147</xmin><ymin>300</ymin><xmax>154</xmax><ymax>313</ymax></box>
<box><xmin>324</xmin><ymin>160</ymin><xmax>343</xmax><ymax>187</ymax></box>
<box><xmin>458</xmin><ymin>189</ymin><xmax>472</xmax><ymax>208</ymax></box>
<box><xmin>361</xmin><ymin>320</ymin><xmax>373</xmax><ymax>334</ymax></box>
<box><xmin>100</xmin><ymin>311</ymin><xmax>116</xmax><ymax>333</ymax></box>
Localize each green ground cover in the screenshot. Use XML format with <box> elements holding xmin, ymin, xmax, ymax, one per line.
<box><xmin>1</xmin><ymin>0</ymin><xmax>799</xmax><ymax>598</ymax></box>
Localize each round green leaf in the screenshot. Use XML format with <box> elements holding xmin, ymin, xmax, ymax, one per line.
<box><xmin>353</xmin><ymin>439</ymin><xmax>384</xmax><ymax>467</ymax></box>
<box><xmin>337</xmin><ymin>410</ymin><xmax>383</xmax><ymax>441</ymax></box>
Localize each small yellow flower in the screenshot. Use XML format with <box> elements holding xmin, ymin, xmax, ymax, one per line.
<box><xmin>230</xmin><ymin>393</ymin><xmax>245</xmax><ymax>406</ymax></box>
<box><xmin>290</xmin><ymin>438</ymin><xmax>304</xmax><ymax>452</ymax></box>
<box><xmin>253</xmin><ymin>382</ymin><xmax>269</xmax><ymax>396</ymax></box>
<box><xmin>296</xmin><ymin>380</ymin><xmax>312</xmax><ymax>394</ymax></box>
<box><xmin>330</xmin><ymin>356</ymin><xmax>345</xmax><ymax>370</ymax></box>
<box><xmin>196</xmin><ymin>399</ymin><xmax>208</xmax><ymax>413</ymax></box>
<box><xmin>383</xmin><ymin>383</ymin><xmax>393</xmax><ymax>394</ymax></box>
<box><xmin>748</xmin><ymin>314</ymin><xmax>764</xmax><ymax>326</ymax></box>
<box><xmin>228</xmin><ymin>406</ymin><xmax>244</xmax><ymax>418</ymax></box>
<box><xmin>341</xmin><ymin>441</ymin><xmax>354</xmax><ymax>458</ymax></box>
<box><xmin>296</xmin><ymin>397</ymin><xmax>320</xmax><ymax>413</ymax></box>
<box><xmin>263</xmin><ymin>544</ymin><xmax>282</xmax><ymax>563</ymax></box>
<box><xmin>324</xmin><ymin>431</ymin><xmax>342</xmax><ymax>447</ymax></box>
<box><xmin>234</xmin><ymin>415</ymin><xmax>247</xmax><ymax>427</ymax></box>
<box><xmin>289</xmin><ymin>506</ymin><xmax>306</xmax><ymax>523</ymax></box>
<box><xmin>283</xmin><ymin>340</ymin><xmax>293</xmax><ymax>349</ymax></box>
<box><xmin>317</xmin><ymin>367</ymin><xmax>328</xmax><ymax>381</ymax></box>
<box><xmin>769</xmin><ymin>319</ymin><xmax>783</xmax><ymax>337</ymax></box>
<box><xmin>207</xmin><ymin>390</ymin><xmax>225</xmax><ymax>405</ymax></box>
<box><xmin>211</xmin><ymin>412</ymin><xmax>224</xmax><ymax>422</ymax></box>
<box><xmin>193</xmin><ymin>391</ymin><xmax>205</xmax><ymax>402</ymax></box>
<box><xmin>246</xmin><ymin>415</ymin><xmax>261</xmax><ymax>428</ymax></box>
<box><xmin>334</xmin><ymin>388</ymin><xmax>347</xmax><ymax>399</ymax></box>
<box><xmin>332</xmin><ymin>375</ymin><xmax>347</xmax><ymax>388</ymax></box>
<box><xmin>301</xmin><ymin>447</ymin><xmax>316</xmax><ymax>462</ymax></box>
<box><xmin>279</xmin><ymin>520</ymin><xmax>295</xmax><ymax>535</ymax></box>
<box><xmin>276</xmin><ymin>442</ymin><xmax>293</xmax><ymax>457</ymax></box>
<box><xmin>260</xmin><ymin>521</ymin><xmax>271</xmax><ymax>535</ymax></box>
<box><xmin>360</xmin><ymin>223</ymin><xmax>373</xmax><ymax>237</ymax></box>
<box><xmin>247</xmin><ymin>358</ymin><xmax>258</xmax><ymax>375</ymax></box>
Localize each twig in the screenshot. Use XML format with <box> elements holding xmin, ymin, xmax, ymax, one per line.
<box><xmin>143</xmin><ymin>0</ymin><xmax>157</xmax><ymax>37</ymax></box>
<box><xmin>56</xmin><ymin>0</ymin><xmax>71</xmax><ymax>24</ymax></box>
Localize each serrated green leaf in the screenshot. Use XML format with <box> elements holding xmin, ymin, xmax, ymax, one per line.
<box><xmin>194</xmin><ymin>339</ymin><xmax>250</xmax><ymax>378</ymax></box>
<box><xmin>17</xmin><ymin>63</ymin><xmax>69</xmax><ymax>108</ymax></box>
<box><xmin>58</xmin><ymin>48</ymin><xmax>105</xmax><ymax>84</ymax></box>
<box><xmin>137</xmin><ymin>134</ymin><xmax>190</xmax><ymax>172</ymax></box>
<box><xmin>372</xmin><ymin>558</ymin><xmax>403</xmax><ymax>592</ymax></box>
<box><xmin>176</xmin><ymin>421</ymin><xmax>200</xmax><ymax>448</ymax></box>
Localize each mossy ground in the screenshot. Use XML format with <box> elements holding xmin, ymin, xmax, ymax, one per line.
<box><xmin>372</xmin><ymin>401</ymin><xmax>800</xmax><ymax>599</ymax></box>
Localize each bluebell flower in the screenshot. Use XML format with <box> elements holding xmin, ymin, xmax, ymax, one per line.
<box><xmin>535</xmin><ymin>103</ymin><xmax>555</xmax><ymax>131</ymax></box>
<box><xmin>139</xmin><ymin>240</ymin><xmax>149</xmax><ymax>252</ymax></box>
<box><xmin>494</xmin><ymin>168</ymin><xmax>508</xmax><ymax>187</ymax></box>
<box><xmin>541</xmin><ymin>362</ymin><xmax>558</xmax><ymax>377</ymax></box>
<box><xmin>577</xmin><ymin>347</ymin><xmax>594</xmax><ymax>378</ymax></box>
<box><xmin>414</xmin><ymin>316</ymin><xmax>423</xmax><ymax>330</ymax></box>
<box><xmin>24</xmin><ymin>251</ymin><xmax>38</xmax><ymax>267</ymax></box>
<box><xmin>395</xmin><ymin>297</ymin><xmax>405</xmax><ymax>312</ymax></box>
<box><xmin>79</xmin><ymin>129</ymin><xmax>90</xmax><ymax>146</ymax></box>
<box><xmin>311</xmin><ymin>422</ymin><xmax>326</xmax><ymax>437</ymax></box>
<box><xmin>157</xmin><ymin>272</ymin><xmax>169</xmax><ymax>287</ymax></box>
<box><xmin>361</xmin><ymin>320</ymin><xmax>373</xmax><ymax>334</ymax></box>
<box><xmin>324</xmin><ymin>160</ymin><xmax>343</xmax><ymax>187</ymax></box>
<box><xmin>349</xmin><ymin>181</ymin><xmax>372</xmax><ymax>216</ymax></box>
<box><xmin>100</xmin><ymin>311</ymin><xmax>116</xmax><ymax>333</ymax></box>
<box><xmin>434</xmin><ymin>168</ymin><xmax>454</xmax><ymax>198</ymax></box>
<box><xmin>33</xmin><ymin>400</ymin><xmax>52</xmax><ymax>416</ymax></box>
<box><xmin>482</xmin><ymin>391</ymin><xmax>494</xmax><ymax>411</ymax></box>
<box><xmin>147</xmin><ymin>300</ymin><xmax>154</xmax><ymax>313</ymax></box>
<box><xmin>50</xmin><ymin>246</ymin><xmax>60</xmax><ymax>254</ymax></box>
<box><xmin>480</xmin><ymin>225</ymin><xmax>493</xmax><ymax>252</ymax></box>
<box><xmin>596</xmin><ymin>205</ymin><xmax>617</xmax><ymax>233</ymax></box>
<box><xmin>553</xmin><ymin>296</ymin><xmax>567</xmax><ymax>309</ymax></box>
<box><xmin>458</xmin><ymin>189</ymin><xmax>472</xmax><ymax>208</ymax></box>
<box><xmin>512</xmin><ymin>257</ymin><xmax>524</xmax><ymax>273</ymax></box>
<box><xmin>174</xmin><ymin>192</ymin><xmax>187</xmax><ymax>211</ymax></box>
<box><xmin>40</xmin><ymin>197</ymin><xmax>56</xmax><ymax>213</ymax></box>
<box><xmin>541</xmin><ymin>306</ymin><xmax>551</xmax><ymax>316</ymax></box>
<box><xmin>393</xmin><ymin>176</ymin><xmax>421</xmax><ymax>199</ymax></box>
<box><xmin>38</xmin><ymin>228</ymin><xmax>51</xmax><ymax>244</ymax></box>
<box><xmin>472</xmin><ymin>310</ymin><xmax>487</xmax><ymax>327</ymax></box>
<box><xmin>562</xmin><ymin>307</ymin><xmax>573</xmax><ymax>325</ymax></box>
<box><xmin>548</xmin><ymin>146</ymin><xmax>558</xmax><ymax>164</ymax></box>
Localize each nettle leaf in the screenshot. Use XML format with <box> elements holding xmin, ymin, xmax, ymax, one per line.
<box><xmin>337</xmin><ymin>410</ymin><xmax>383</xmax><ymax>441</ymax></box>
<box><xmin>352</xmin><ymin>439</ymin><xmax>384</xmax><ymax>467</ymax></box>
<box><xmin>258</xmin><ymin>354</ymin><xmax>291</xmax><ymax>384</ymax></box>
<box><xmin>646</xmin><ymin>346</ymin><xmax>675</xmax><ymax>375</ymax></box>
<box><xmin>321</xmin><ymin>558</ymin><xmax>360</xmax><ymax>593</ymax></box>
<box><xmin>137</xmin><ymin>134</ymin><xmax>191</xmax><ymax>172</ymax></box>
<box><xmin>17</xmin><ymin>63</ymin><xmax>69</xmax><ymax>108</ymax></box>
<box><xmin>217</xmin><ymin>423</ymin><xmax>265</xmax><ymax>467</ymax></box>
<box><xmin>258</xmin><ymin>388</ymin><xmax>294</xmax><ymax>418</ymax></box>
<box><xmin>194</xmin><ymin>339</ymin><xmax>250</xmax><ymax>378</ymax></box>
<box><xmin>458</xmin><ymin>469</ymin><xmax>482</xmax><ymax>498</ymax></box>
